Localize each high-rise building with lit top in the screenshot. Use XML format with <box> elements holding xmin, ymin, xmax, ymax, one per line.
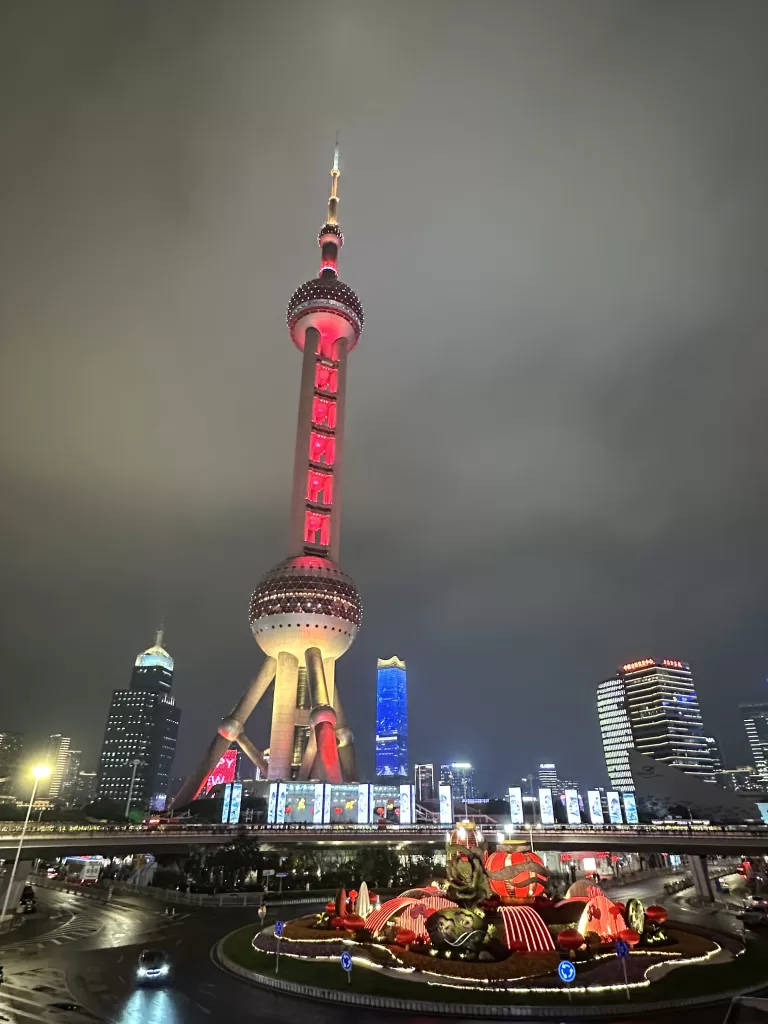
<box><xmin>441</xmin><ymin>762</ymin><xmax>474</xmax><ymax>801</ymax></box>
<box><xmin>45</xmin><ymin>734</ymin><xmax>71</xmax><ymax>799</ymax></box>
<box><xmin>597</xmin><ymin>659</ymin><xmax>718</xmax><ymax>790</ymax></box>
<box><xmin>741</xmin><ymin>702</ymin><xmax>768</xmax><ymax>785</ymax></box>
<box><xmin>0</xmin><ymin>732</ymin><xmax>23</xmax><ymax>796</ymax></box>
<box><xmin>97</xmin><ymin>631</ymin><xmax>180</xmax><ymax>809</ymax></box>
<box><xmin>414</xmin><ymin>763</ymin><xmax>434</xmax><ymax>802</ymax></box>
<box><xmin>375</xmin><ymin>656</ymin><xmax>408</xmax><ymax>777</ymax></box>
<box><xmin>537</xmin><ymin>763</ymin><xmax>558</xmax><ymax>789</ymax></box>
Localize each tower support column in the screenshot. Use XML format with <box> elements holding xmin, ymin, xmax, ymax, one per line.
<box><xmin>269</xmin><ymin>652</ymin><xmax>300</xmax><ymax>780</ymax></box>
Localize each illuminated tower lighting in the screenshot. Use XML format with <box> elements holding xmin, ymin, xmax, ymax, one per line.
<box><xmin>173</xmin><ymin>144</ymin><xmax>363</xmax><ymax>806</ymax></box>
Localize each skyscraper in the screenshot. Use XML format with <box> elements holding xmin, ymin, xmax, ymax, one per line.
<box><xmin>45</xmin><ymin>734</ymin><xmax>71</xmax><ymax>799</ymax></box>
<box><xmin>597</xmin><ymin>676</ymin><xmax>635</xmax><ymax>790</ymax></box>
<box><xmin>175</xmin><ymin>144</ymin><xmax>364</xmax><ymax>806</ymax></box>
<box><xmin>537</xmin><ymin>763</ymin><xmax>558</xmax><ymax>789</ymax></box>
<box><xmin>414</xmin><ymin>763</ymin><xmax>434</xmax><ymax>802</ymax></box>
<box><xmin>741</xmin><ymin>703</ymin><xmax>768</xmax><ymax>784</ymax></box>
<box><xmin>97</xmin><ymin>632</ymin><xmax>180</xmax><ymax>810</ymax></box>
<box><xmin>375</xmin><ymin>656</ymin><xmax>408</xmax><ymax>777</ymax></box>
<box><xmin>597</xmin><ymin>659</ymin><xmax>719</xmax><ymax>790</ymax></box>
<box><xmin>441</xmin><ymin>762</ymin><xmax>475</xmax><ymax>802</ymax></box>
<box><xmin>0</xmin><ymin>732</ymin><xmax>22</xmax><ymax>796</ymax></box>
<box><xmin>60</xmin><ymin>748</ymin><xmax>82</xmax><ymax>803</ymax></box>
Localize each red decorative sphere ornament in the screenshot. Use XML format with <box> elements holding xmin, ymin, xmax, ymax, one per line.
<box><xmin>485</xmin><ymin>849</ymin><xmax>549</xmax><ymax>900</ymax></box>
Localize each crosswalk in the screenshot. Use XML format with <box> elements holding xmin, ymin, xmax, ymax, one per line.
<box><xmin>0</xmin><ymin>966</ymin><xmax>96</xmax><ymax>1023</ymax></box>
<box><xmin>2</xmin><ymin>919</ymin><xmax>104</xmax><ymax>955</ymax></box>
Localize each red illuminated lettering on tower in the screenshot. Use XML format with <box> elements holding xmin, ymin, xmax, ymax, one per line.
<box><xmin>309</xmin><ymin>431</ymin><xmax>336</xmax><ymax>466</ymax></box>
<box><xmin>304</xmin><ymin>510</ymin><xmax>331</xmax><ymax>547</ymax></box>
<box><xmin>312</xmin><ymin>396</ymin><xmax>337</xmax><ymax>428</ymax></box>
<box><xmin>307</xmin><ymin>470</ymin><xmax>333</xmax><ymax>504</ymax></box>
<box><xmin>315</xmin><ymin>364</ymin><xmax>338</xmax><ymax>394</ymax></box>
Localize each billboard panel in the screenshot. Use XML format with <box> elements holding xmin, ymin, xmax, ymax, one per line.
<box><xmin>607</xmin><ymin>791</ymin><xmax>623</xmax><ymax>824</ymax></box>
<box><xmin>508</xmin><ymin>786</ymin><xmax>524</xmax><ymax>824</ymax></box>
<box><xmin>622</xmin><ymin>792</ymin><xmax>639</xmax><ymax>824</ymax></box>
<box><xmin>439</xmin><ymin>784</ymin><xmax>453</xmax><ymax>825</ymax></box>
<box><xmin>357</xmin><ymin>784</ymin><xmax>370</xmax><ymax>824</ymax></box>
<box><xmin>538</xmin><ymin>787</ymin><xmax>555</xmax><ymax>824</ymax></box>
<box><xmin>564</xmin><ymin>789</ymin><xmax>581</xmax><ymax>825</ymax></box>
<box><xmin>399</xmin><ymin>784</ymin><xmax>414</xmax><ymax>825</ymax></box>
<box><xmin>322</xmin><ymin>784</ymin><xmax>332</xmax><ymax>824</ymax></box>
<box><xmin>267</xmin><ymin>782</ymin><xmax>278</xmax><ymax>823</ymax></box>
<box><xmin>276</xmin><ymin>782</ymin><xmax>287</xmax><ymax>824</ymax></box>
<box><xmin>313</xmin><ymin>783</ymin><xmax>325</xmax><ymax>824</ymax></box>
<box><xmin>204</xmin><ymin>747</ymin><xmax>238</xmax><ymax>796</ymax></box>
<box><xmin>587</xmin><ymin>790</ymin><xmax>604</xmax><ymax>824</ymax></box>
<box><xmin>228</xmin><ymin>782</ymin><xmax>243</xmax><ymax>824</ymax></box>
<box><xmin>221</xmin><ymin>783</ymin><xmax>232</xmax><ymax>824</ymax></box>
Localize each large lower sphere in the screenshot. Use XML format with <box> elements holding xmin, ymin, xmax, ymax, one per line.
<box><xmin>249</xmin><ymin>555</ymin><xmax>362</xmax><ymax>662</ymax></box>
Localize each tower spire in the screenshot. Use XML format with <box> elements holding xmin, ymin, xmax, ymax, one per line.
<box><xmin>327</xmin><ymin>135</ymin><xmax>340</xmax><ymax>225</ymax></box>
<box><xmin>155</xmin><ymin>620</ymin><xmax>165</xmax><ymax>649</ymax></box>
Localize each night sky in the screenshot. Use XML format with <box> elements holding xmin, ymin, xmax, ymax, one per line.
<box><xmin>2</xmin><ymin>1</ymin><xmax>768</xmax><ymax>794</ymax></box>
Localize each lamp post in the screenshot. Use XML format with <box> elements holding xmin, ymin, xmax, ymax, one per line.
<box><xmin>1</xmin><ymin>766</ymin><xmax>50</xmax><ymax>928</ymax></box>
<box><xmin>124</xmin><ymin>759</ymin><xmax>144</xmax><ymax>820</ymax></box>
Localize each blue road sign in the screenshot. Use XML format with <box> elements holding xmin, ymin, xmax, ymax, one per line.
<box><xmin>558</xmin><ymin>960</ymin><xmax>576</xmax><ymax>983</ymax></box>
<box><xmin>340</xmin><ymin>951</ymin><xmax>353</xmax><ymax>972</ymax></box>
<box><xmin>274</xmin><ymin>920</ymin><xmax>284</xmax><ymax>938</ymax></box>
<box><xmin>615</xmin><ymin>939</ymin><xmax>629</xmax><ymax>958</ymax></box>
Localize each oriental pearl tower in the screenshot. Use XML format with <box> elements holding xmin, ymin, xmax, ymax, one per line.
<box><xmin>173</xmin><ymin>145</ymin><xmax>362</xmax><ymax>806</ymax></box>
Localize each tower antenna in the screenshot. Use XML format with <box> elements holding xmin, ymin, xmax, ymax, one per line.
<box><xmin>328</xmin><ymin>135</ymin><xmax>341</xmax><ymax>225</ymax></box>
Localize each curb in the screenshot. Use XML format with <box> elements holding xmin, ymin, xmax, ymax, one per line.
<box><xmin>212</xmin><ymin>935</ymin><xmax>768</xmax><ymax>1019</ymax></box>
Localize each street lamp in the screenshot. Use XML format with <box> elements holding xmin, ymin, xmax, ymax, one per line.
<box><xmin>124</xmin><ymin>759</ymin><xmax>144</xmax><ymax>819</ymax></box>
<box><xmin>1</xmin><ymin>765</ymin><xmax>50</xmax><ymax>928</ymax></box>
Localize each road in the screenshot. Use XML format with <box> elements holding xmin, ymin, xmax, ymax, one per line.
<box><xmin>0</xmin><ymin>877</ymin><xmax>752</xmax><ymax>1024</ymax></box>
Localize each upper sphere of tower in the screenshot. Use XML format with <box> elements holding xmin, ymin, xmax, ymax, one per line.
<box><xmin>287</xmin><ymin>277</ymin><xmax>364</xmax><ymax>351</ymax></box>
<box><xmin>249</xmin><ymin>555</ymin><xmax>362</xmax><ymax>662</ymax></box>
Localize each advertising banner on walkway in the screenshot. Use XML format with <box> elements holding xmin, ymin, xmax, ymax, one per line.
<box><xmin>622</xmin><ymin>792</ymin><xmax>639</xmax><ymax>824</ymax></box>
<box><xmin>221</xmin><ymin>783</ymin><xmax>233</xmax><ymax>823</ymax></box>
<box><xmin>564</xmin><ymin>789</ymin><xmax>581</xmax><ymax>825</ymax></box>
<box><xmin>439</xmin><ymin>784</ymin><xmax>453</xmax><ymax>825</ymax></box>
<box><xmin>587</xmin><ymin>790</ymin><xmax>604</xmax><ymax>824</ymax></box>
<box><xmin>538</xmin><ymin>787</ymin><xmax>555</xmax><ymax>824</ymax></box>
<box><xmin>607</xmin><ymin>791</ymin><xmax>623</xmax><ymax>824</ymax></box>
<box><xmin>228</xmin><ymin>782</ymin><xmax>243</xmax><ymax>824</ymax></box>
<box><xmin>508</xmin><ymin>786</ymin><xmax>524</xmax><ymax>824</ymax></box>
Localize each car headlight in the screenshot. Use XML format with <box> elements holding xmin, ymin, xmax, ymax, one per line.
<box><xmin>160</xmin><ymin>965</ymin><xmax>169</xmax><ymax>975</ymax></box>
<box><xmin>137</xmin><ymin>968</ymin><xmax>147</xmax><ymax>977</ymax></box>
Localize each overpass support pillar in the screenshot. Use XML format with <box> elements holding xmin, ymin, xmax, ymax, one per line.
<box><xmin>0</xmin><ymin>858</ymin><xmax>33</xmax><ymax>920</ymax></box>
<box><xmin>689</xmin><ymin>854</ymin><xmax>714</xmax><ymax>904</ymax></box>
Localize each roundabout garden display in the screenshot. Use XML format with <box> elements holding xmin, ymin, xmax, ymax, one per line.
<box><xmin>240</xmin><ymin>824</ymin><xmax>737</xmax><ymax>1002</ymax></box>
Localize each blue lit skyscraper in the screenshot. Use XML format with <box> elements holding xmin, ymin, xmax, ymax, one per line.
<box><xmin>375</xmin><ymin>657</ymin><xmax>408</xmax><ymax>777</ymax></box>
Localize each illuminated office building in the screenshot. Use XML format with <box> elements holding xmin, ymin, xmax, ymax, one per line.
<box><xmin>376</xmin><ymin>657</ymin><xmax>408</xmax><ymax>777</ymax></box>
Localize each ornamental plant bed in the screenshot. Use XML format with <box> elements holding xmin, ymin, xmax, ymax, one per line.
<box><xmin>387</xmin><ymin>945</ymin><xmax>561</xmax><ymax>982</ymax></box>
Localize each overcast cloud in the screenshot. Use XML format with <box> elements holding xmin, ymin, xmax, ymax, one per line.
<box><xmin>1</xmin><ymin>0</ymin><xmax>767</xmax><ymax>791</ymax></box>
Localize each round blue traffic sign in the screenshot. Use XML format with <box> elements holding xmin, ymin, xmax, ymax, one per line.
<box><xmin>615</xmin><ymin>939</ymin><xmax>629</xmax><ymax>959</ymax></box>
<box><xmin>558</xmin><ymin>959</ymin><xmax>576</xmax><ymax>983</ymax></box>
<box><xmin>274</xmin><ymin>920</ymin><xmax>284</xmax><ymax>938</ymax></box>
<box><xmin>340</xmin><ymin>951</ymin><xmax>353</xmax><ymax>972</ymax></box>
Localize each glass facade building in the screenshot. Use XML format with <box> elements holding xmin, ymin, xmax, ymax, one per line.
<box><xmin>597</xmin><ymin>677</ymin><xmax>635</xmax><ymax>790</ymax></box>
<box><xmin>537</xmin><ymin>763</ymin><xmax>558</xmax><ymax>789</ymax></box>
<box><xmin>375</xmin><ymin>656</ymin><xmax>408</xmax><ymax>777</ymax></box>
<box><xmin>97</xmin><ymin>632</ymin><xmax>180</xmax><ymax>809</ymax></box>
<box><xmin>598</xmin><ymin>659</ymin><xmax>718</xmax><ymax>791</ymax></box>
<box><xmin>0</xmin><ymin>732</ymin><xmax>23</xmax><ymax>796</ymax></box>
<box><xmin>741</xmin><ymin>702</ymin><xmax>768</xmax><ymax>784</ymax></box>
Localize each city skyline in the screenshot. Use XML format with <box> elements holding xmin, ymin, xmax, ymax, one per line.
<box><xmin>2</xmin><ymin>3</ymin><xmax>768</xmax><ymax>794</ymax></box>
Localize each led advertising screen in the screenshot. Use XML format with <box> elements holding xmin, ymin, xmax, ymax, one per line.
<box><xmin>280</xmin><ymin>783</ymin><xmax>320</xmax><ymax>824</ymax></box>
<box><xmin>607</xmin><ymin>791</ymin><xmax>623</xmax><ymax>824</ymax></box>
<box><xmin>228</xmin><ymin>782</ymin><xmax>243</xmax><ymax>824</ymax></box>
<box><xmin>564</xmin><ymin>789</ymin><xmax>581</xmax><ymax>825</ymax></box>
<box><xmin>439</xmin><ymin>784</ymin><xmax>453</xmax><ymax>825</ymax></box>
<box><xmin>267</xmin><ymin>782</ymin><xmax>278</xmax><ymax>823</ymax></box>
<box><xmin>327</xmin><ymin>784</ymin><xmax>364</xmax><ymax>824</ymax></box>
<box><xmin>221</xmin><ymin>783</ymin><xmax>232</xmax><ymax>823</ymax></box>
<box><xmin>508</xmin><ymin>787</ymin><xmax>524</xmax><ymax>824</ymax></box>
<box><xmin>322</xmin><ymin>784</ymin><xmax>332</xmax><ymax>824</ymax></box>
<box><xmin>757</xmin><ymin>803</ymin><xmax>768</xmax><ymax>825</ymax></box>
<box><xmin>204</xmin><ymin>747</ymin><xmax>237</xmax><ymax>795</ymax></box>
<box><xmin>587</xmin><ymin>790</ymin><xmax>604</xmax><ymax>824</ymax></box>
<box><xmin>370</xmin><ymin>785</ymin><xmax>401</xmax><ymax>824</ymax></box>
<box><xmin>538</xmin><ymin>787</ymin><xmax>555</xmax><ymax>825</ymax></box>
<box><xmin>622</xmin><ymin>792</ymin><xmax>639</xmax><ymax>824</ymax></box>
